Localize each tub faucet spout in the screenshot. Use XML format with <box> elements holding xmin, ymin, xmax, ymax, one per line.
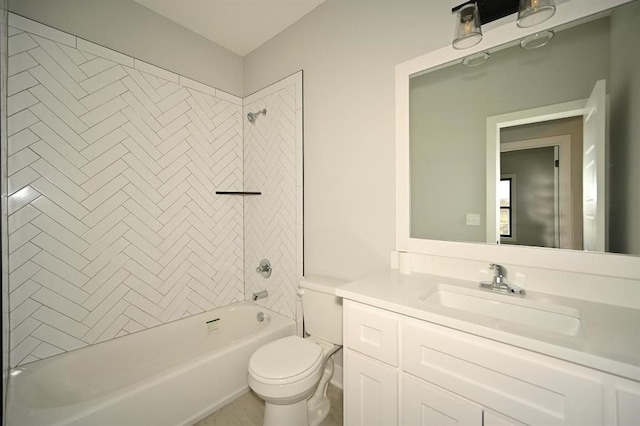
<box><xmin>253</xmin><ymin>290</ymin><xmax>268</xmax><ymax>301</ymax></box>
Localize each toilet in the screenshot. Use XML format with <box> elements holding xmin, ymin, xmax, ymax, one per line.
<box><xmin>248</xmin><ymin>275</ymin><xmax>347</xmax><ymax>426</ymax></box>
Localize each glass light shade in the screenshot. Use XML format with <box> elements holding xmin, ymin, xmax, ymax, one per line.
<box><xmin>517</xmin><ymin>0</ymin><xmax>556</xmax><ymax>28</ymax></box>
<box><xmin>520</xmin><ymin>30</ymin><xmax>554</xmax><ymax>49</ymax></box>
<box><xmin>453</xmin><ymin>3</ymin><xmax>482</xmax><ymax>50</ymax></box>
<box><xmin>462</xmin><ymin>51</ymin><xmax>490</xmax><ymax>67</ymax></box>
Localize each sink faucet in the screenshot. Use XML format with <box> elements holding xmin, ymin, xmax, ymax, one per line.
<box><xmin>491</xmin><ymin>263</ymin><xmax>506</xmax><ymax>286</ymax></box>
<box><xmin>480</xmin><ymin>263</ymin><xmax>525</xmax><ymax>295</ymax></box>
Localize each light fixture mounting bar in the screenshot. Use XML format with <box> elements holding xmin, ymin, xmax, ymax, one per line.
<box><xmin>452</xmin><ymin>0</ymin><xmax>519</xmax><ymax>25</ymax></box>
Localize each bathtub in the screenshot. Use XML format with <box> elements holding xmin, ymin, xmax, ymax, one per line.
<box><xmin>7</xmin><ymin>301</ymin><xmax>296</xmax><ymax>426</ymax></box>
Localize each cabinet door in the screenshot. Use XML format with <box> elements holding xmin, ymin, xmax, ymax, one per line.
<box><xmin>403</xmin><ymin>374</ymin><xmax>482</xmax><ymax>426</ymax></box>
<box><xmin>345</xmin><ymin>349</ymin><xmax>398</xmax><ymax>426</ymax></box>
<box><xmin>403</xmin><ymin>318</ymin><xmax>603</xmax><ymax>425</ymax></box>
<box><xmin>484</xmin><ymin>410</ymin><xmax>527</xmax><ymax>426</ymax></box>
<box><xmin>615</xmin><ymin>384</ymin><xmax>640</xmax><ymax>426</ymax></box>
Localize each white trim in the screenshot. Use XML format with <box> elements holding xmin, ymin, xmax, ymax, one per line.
<box><xmin>76</xmin><ymin>38</ymin><xmax>134</xmax><ymax>67</ymax></box>
<box><xmin>395</xmin><ymin>0</ymin><xmax>640</xmax><ymax>281</ymax></box>
<box><xmin>8</xmin><ymin>13</ymin><xmax>75</xmax><ymax>47</ymax></box>
<box><xmin>134</xmin><ymin>59</ymin><xmax>179</xmax><ymax>84</ymax></box>
<box><xmin>179</xmin><ymin>76</ymin><xmax>219</xmax><ymax>98</ymax></box>
<box><xmin>487</xmin><ymin>100</ymin><xmax>585</xmax><ymax>249</ymax></box>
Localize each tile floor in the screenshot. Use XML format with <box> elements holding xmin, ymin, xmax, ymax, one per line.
<box><xmin>194</xmin><ymin>384</ymin><xmax>343</xmax><ymax>426</ymax></box>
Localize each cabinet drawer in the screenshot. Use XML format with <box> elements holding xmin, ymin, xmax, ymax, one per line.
<box><xmin>403</xmin><ymin>318</ymin><xmax>603</xmax><ymax>425</ymax></box>
<box><xmin>345</xmin><ymin>300</ymin><xmax>399</xmax><ymax>366</ymax></box>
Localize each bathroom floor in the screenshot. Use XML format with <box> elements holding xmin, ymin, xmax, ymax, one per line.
<box><xmin>194</xmin><ymin>384</ymin><xmax>344</xmax><ymax>426</ymax></box>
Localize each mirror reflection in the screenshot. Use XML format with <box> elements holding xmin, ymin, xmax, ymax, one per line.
<box><xmin>409</xmin><ymin>1</ymin><xmax>640</xmax><ymax>255</ymax></box>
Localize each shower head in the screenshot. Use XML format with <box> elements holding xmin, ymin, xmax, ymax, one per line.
<box><xmin>247</xmin><ymin>108</ymin><xmax>267</xmax><ymax>123</ymax></box>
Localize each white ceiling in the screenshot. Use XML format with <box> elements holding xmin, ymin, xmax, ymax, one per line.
<box><xmin>132</xmin><ymin>0</ymin><xmax>326</xmax><ymax>57</ymax></box>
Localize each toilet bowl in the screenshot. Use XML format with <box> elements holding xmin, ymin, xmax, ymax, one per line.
<box><xmin>248</xmin><ymin>275</ymin><xmax>347</xmax><ymax>426</ymax></box>
<box><xmin>249</xmin><ymin>336</ymin><xmax>324</xmax><ymax>404</ymax></box>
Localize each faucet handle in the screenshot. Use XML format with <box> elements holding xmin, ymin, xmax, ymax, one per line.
<box><xmin>256</xmin><ymin>259</ymin><xmax>272</xmax><ymax>278</ymax></box>
<box><xmin>489</xmin><ymin>263</ymin><xmax>505</xmax><ymax>277</ymax></box>
<box><xmin>489</xmin><ymin>263</ymin><xmax>507</xmax><ymax>287</ymax></box>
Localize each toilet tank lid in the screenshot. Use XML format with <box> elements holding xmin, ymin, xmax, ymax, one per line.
<box><xmin>299</xmin><ymin>275</ymin><xmax>349</xmax><ymax>295</ymax></box>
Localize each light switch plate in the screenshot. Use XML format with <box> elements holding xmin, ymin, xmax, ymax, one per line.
<box><xmin>466</xmin><ymin>213</ymin><xmax>481</xmax><ymax>226</ymax></box>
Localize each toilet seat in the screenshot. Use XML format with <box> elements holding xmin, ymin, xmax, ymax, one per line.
<box><xmin>249</xmin><ymin>336</ymin><xmax>324</xmax><ymax>385</ymax></box>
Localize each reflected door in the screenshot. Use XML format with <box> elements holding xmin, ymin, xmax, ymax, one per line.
<box><xmin>583</xmin><ymin>80</ymin><xmax>607</xmax><ymax>252</ymax></box>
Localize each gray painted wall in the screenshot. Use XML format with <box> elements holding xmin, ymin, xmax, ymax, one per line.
<box><xmin>409</xmin><ymin>18</ymin><xmax>610</xmax><ymax>243</ymax></box>
<box><xmin>610</xmin><ymin>1</ymin><xmax>640</xmax><ymax>255</ymax></box>
<box><xmin>8</xmin><ymin>0</ymin><xmax>243</xmax><ymax>96</ymax></box>
<box><xmin>501</xmin><ymin>147</ymin><xmax>555</xmax><ymax>247</ymax></box>
<box><xmin>244</xmin><ymin>0</ymin><xmax>451</xmax><ymax>279</ymax></box>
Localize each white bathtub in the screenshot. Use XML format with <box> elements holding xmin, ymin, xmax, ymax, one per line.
<box><xmin>7</xmin><ymin>301</ymin><xmax>296</xmax><ymax>426</ymax></box>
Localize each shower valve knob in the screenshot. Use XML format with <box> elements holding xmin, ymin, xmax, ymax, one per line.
<box><xmin>256</xmin><ymin>259</ymin><xmax>272</xmax><ymax>278</ymax></box>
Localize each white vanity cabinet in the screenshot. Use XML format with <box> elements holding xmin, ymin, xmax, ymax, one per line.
<box><xmin>343</xmin><ymin>299</ymin><xmax>640</xmax><ymax>426</ymax></box>
<box><xmin>343</xmin><ymin>301</ymin><xmax>399</xmax><ymax>426</ymax></box>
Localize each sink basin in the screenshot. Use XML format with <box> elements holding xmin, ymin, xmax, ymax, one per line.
<box><xmin>421</xmin><ymin>285</ymin><xmax>582</xmax><ymax>337</ymax></box>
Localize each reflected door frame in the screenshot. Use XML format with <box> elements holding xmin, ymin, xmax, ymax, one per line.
<box><xmin>486</xmin><ymin>99</ymin><xmax>586</xmax><ymax>247</ymax></box>
<box><xmin>501</xmin><ymin>136</ymin><xmax>573</xmax><ymax>249</ymax></box>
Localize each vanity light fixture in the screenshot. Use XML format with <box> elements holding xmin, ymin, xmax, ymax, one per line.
<box><xmin>520</xmin><ymin>30</ymin><xmax>554</xmax><ymax>49</ymax></box>
<box><xmin>516</xmin><ymin>0</ymin><xmax>556</xmax><ymax>28</ymax></box>
<box><xmin>451</xmin><ymin>0</ymin><xmax>555</xmax><ymax>52</ymax></box>
<box><xmin>452</xmin><ymin>2</ymin><xmax>483</xmax><ymax>49</ymax></box>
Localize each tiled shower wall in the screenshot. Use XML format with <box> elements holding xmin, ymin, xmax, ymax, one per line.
<box><xmin>2</xmin><ymin>1</ymin><xmax>9</xmax><ymax>418</ymax></box>
<box><xmin>6</xmin><ymin>14</ymin><xmax>246</xmax><ymax>367</ymax></box>
<box><xmin>243</xmin><ymin>73</ymin><xmax>303</xmax><ymax>320</ymax></box>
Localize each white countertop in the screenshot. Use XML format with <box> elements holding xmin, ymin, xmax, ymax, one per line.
<box><xmin>336</xmin><ymin>270</ymin><xmax>640</xmax><ymax>382</ymax></box>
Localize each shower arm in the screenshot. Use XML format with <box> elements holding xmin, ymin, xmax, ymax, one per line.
<box><xmin>247</xmin><ymin>108</ymin><xmax>267</xmax><ymax>123</ymax></box>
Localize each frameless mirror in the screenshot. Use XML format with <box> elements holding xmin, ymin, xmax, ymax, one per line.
<box><xmin>409</xmin><ymin>1</ymin><xmax>640</xmax><ymax>256</ymax></box>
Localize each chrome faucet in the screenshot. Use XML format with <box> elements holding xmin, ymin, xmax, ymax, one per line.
<box><xmin>491</xmin><ymin>263</ymin><xmax>506</xmax><ymax>286</ymax></box>
<box><xmin>480</xmin><ymin>263</ymin><xmax>525</xmax><ymax>295</ymax></box>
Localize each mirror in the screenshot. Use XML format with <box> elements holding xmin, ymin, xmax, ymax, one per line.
<box><xmin>409</xmin><ymin>1</ymin><xmax>639</xmax><ymax>256</ymax></box>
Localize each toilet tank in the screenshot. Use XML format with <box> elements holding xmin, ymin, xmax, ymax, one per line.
<box><xmin>299</xmin><ymin>275</ymin><xmax>348</xmax><ymax>345</ymax></box>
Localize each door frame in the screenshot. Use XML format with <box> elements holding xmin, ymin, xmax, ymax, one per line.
<box><xmin>486</xmin><ymin>99</ymin><xmax>586</xmax><ymax>246</ymax></box>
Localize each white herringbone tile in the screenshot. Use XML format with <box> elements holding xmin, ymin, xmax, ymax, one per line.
<box><xmin>244</xmin><ymin>72</ymin><xmax>303</xmax><ymax>320</ymax></box>
<box><xmin>7</xmin><ymin>16</ymin><xmax>244</xmax><ymax>367</ymax></box>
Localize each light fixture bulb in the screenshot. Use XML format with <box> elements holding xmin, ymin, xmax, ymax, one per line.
<box><xmin>464</xmin><ymin>19</ymin><xmax>473</xmax><ymax>35</ymax></box>
<box><xmin>453</xmin><ymin>3</ymin><xmax>483</xmax><ymax>50</ymax></box>
<box><xmin>517</xmin><ymin>0</ymin><xmax>556</xmax><ymax>28</ymax></box>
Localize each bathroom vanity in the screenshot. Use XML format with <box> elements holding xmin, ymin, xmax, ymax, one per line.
<box><xmin>337</xmin><ymin>271</ymin><xmax>640</xmax><ymax>426</ymax></box>
<box><xmin>339</xmin><ymin>0</ymin><xmax>640</xmax><ymax>423</ymax></box>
